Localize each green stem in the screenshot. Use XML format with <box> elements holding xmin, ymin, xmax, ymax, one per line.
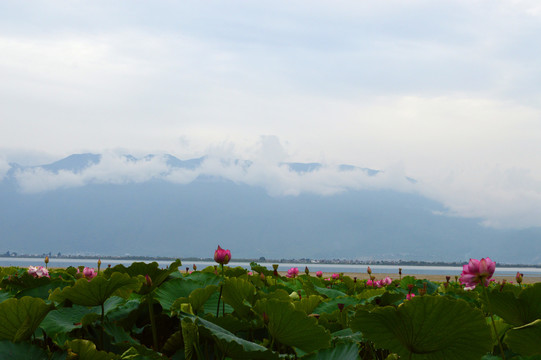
<box><xmin>483</xmin><ymin>285</ymin><xmax>506</xmax><ymax>360</ymax></box>
<box><xmin>221</xmin><ymin>264</ymin><xmax>225</xmax><ymax>316</ymax></box>
<box><xmin>100</xmin><ymin>303</ymin><xmax>105</xmax><ymax>350</ymax></box>
<box><xmin>148</xmin><ymin>295</ymin><xmax>159</xmax><ymax>350</ymax></box>
<box><xmin>217</xmin><ymin>264</ymin><xmax>225</xmax><ymax>317</ymax></box>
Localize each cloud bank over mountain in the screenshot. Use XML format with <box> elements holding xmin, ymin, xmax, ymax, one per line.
<box><xmin>3</xmin><ymin>142</ymin><xmax>541</xmax><ymax>231</ymax></box>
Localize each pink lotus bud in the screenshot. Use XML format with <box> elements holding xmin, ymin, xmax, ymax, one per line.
<box><xmin>367</xmin><ymin>266</ymin><xmax>372</xmax><ymax>275</ymax></box>
<box><xmin>406</xmin><ymin>293</ymin><xmax>416</xmax><ymax>300</ymax></box>
<box><xmin>145</xmin><ymin>274</ymin><xmax>152</xmax><ymax>287</ymax></box>
<box><xmin>331</xmin><ymin>273</ymin><xmax>340</xmax><ymax>280</ymax></box>
<box><xmin>516</xmin><ymin>272</ymin><xmax>523</xmax><ymax>284</ymax></box>
<box><xmin>214</xmin><ymin>245</ymin><xmax>231</xmax><ymax>265</ymax></box>
<box><xmin>316</xmin><ymin>271</ymin><xmax>323</xmax><ymax>278</ymax></box>
<box><xmin>193</xmin><ymin>264</ymin><xmax>197</xmax><ymax>271</ymax></box>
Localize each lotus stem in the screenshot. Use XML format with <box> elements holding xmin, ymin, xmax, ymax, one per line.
<box><xmin>483</xmin><ymin>285</ymin><xmax>506</xmax><ymax>360</ymax></box>
<box><xmin>148</xmin><ymin>295</ymin><xmax>159</xmax><ymax>350</ymax></box>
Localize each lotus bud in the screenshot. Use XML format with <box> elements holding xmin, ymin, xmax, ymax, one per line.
<box><xmin>455</xmin><ymin>275</ymin><xmax>458</xmax><ymax>282</ymax></box>
<box><xmin>145</xmin><ymin>274</ymin><xmax>152</xmax><ymax>288</ymax></box>
<box><xmin>97</xmin><ymin>259</ymin><xmax>101</xmax><ymax>274</ymax></box>
<box><xmin>367</xmin><ymin>266</ymin><xmax>372</xmax><ymax>275</ymax></box>
<box><xmin>44</xmin><ymin>256</ymin><xmax>49</xmax><ymax>268</ymax></box>
<box><xmin>186</xmin><ymin>267</ymin><xmax>189</xmax><ymax>274</ymax></box>
<box><xmin>446</xmin><ymin>276</ymin><xmax>451</xmax><ymax>283</ymax></box>
<box><xmin>370</xmin><ymin>275</ymin><xmax>375</xmax><ymax>281</ymax></box>
<box><xmin>260</xmin><ymin>272</ymin><xmax>265</xmax><ymax>281</ymax></box>
<box><xmin>354</xmin><ymin>276</ymin><xmax>357</xmax><ymax>283</ymax></box>
<box><xmin>193</xmin><ymin>263</ymin><xmax>197</xmax><ymax>271</ymax></box>
<box><xmin>305</xmin><ymin>266</ymin><xmax>310</xmax><ymax>275</ymax></box>
<box><xmin>516</xmin><ymin>272</ymin><xmax>523</xmax><ymax>285</ymax></box>
<box><xmin>407</xmin><ymin>284</ymin><xmax>414</xmax><ymax>291</ymax></box>
<box><xmin>398</xmin><ymin>268</ymin><xmax>402</xmax><ymax>275</ymax></box>
<box><xmin>337</xmin><ymin>303</ymin><xmax>345</xmax><ymax>312</ymax></box>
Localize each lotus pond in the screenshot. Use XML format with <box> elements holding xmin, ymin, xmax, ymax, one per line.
<box><xmin>0</xmin><ymin>257</ymin><xmax>540</xmax><ymax>359</ymax></box>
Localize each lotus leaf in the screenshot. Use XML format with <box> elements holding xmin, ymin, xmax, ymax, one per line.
<box><xmin>300</xmin><ymin>342</ymin><xmax>360</xmax><ymax>360</ymax></box>
<box><xmin>0</xmin><ymin>296</ymin><xmax>55</xmax><ymax>342</ymax></box>
<box><xmin>0</xmin><ymin>340</ymin><xmax>49</xmax><ymax>360</ymax></box>
<box><xmin>221</xmin><ymin>277</ymin><xmax>256</xmax><ymax>319</ymax></box>
<box><xmin>487</xmin><ymin>283</ymin><xmax>541</xmax><ymax>326</ymax></box>
<box><xmin>185</xmin><ymin>314</ymin><xmax>280</xmax><ymax>360</ymax></box>
<box><xmin>66</xmin><ymin>339</ymin><xmax>120</xmax><ymax>360</ymax></box>
<box><xmin>351</xmin><ymin>295</ymin><xmax>492</xmax><ymax>360</ymax></box>
<box><xmin>49</xmin><ymin>273</ymin><xmax>141</xmax><ymax>307</ymax></box>
<box><xmin>504</xmin><ymin>319</ymin><xmax>541</xmax><ymax>356</ymax></box>
<box><xmin>254</xmin><ymin>299</ymin><xmax>331</xmax><ymax>353</ymax></box>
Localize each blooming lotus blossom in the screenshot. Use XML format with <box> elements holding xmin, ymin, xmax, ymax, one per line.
<box><xmin>381</xmin><ymin>276</ymin><xmax>392</xmax><ymax>286</ymax></box>
<box><xmin>459</xmin><ymin>258</ymin><xmax>496</xmax><ymax>289</ymax></box>
<box><xmin>286</xmin><ymin>267</ymin><xmax>299</xmax><ymax>278</ymax></box>
<box><xmin>82</xmin><ymin>267</ymin><xmax>97</xmax><ymax>280</ymax></box>
<box><xmin>214</xmin><ymin>245</ymin><xmax>231</xmax><ymax>265</ymax></box>
<box><xmin>28</xmin><ymin>266</ymin><xmax>49</xmax><ymax>278</ymax></box>
<box><xmin>316</xmin><ymin>271</ymin><xmax>323</xmax><ymax>278</ymax></box>
<box><xmin>331</xmin><ymin>273</ymin><xmax>340</xmax><ymax>280</ymax></box>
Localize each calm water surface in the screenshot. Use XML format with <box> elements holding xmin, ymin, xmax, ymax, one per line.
<box><xmin>2</xmin><ymin>257</ymin><xmax>540</xmax><ymax>276</ymax></box>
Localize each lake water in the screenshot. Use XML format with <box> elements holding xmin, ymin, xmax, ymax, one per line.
<box><xmin>2</xmin><ymin>257</ymin><xmax>540</xmax><ymax>276</ymax></box>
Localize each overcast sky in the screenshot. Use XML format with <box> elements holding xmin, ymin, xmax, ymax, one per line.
<box><xmin>1</xmin><ymin>1</ymin><xmax>541</xmax><ymax>229</ymax></box>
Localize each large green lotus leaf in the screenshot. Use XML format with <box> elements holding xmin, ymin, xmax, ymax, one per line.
<box><xmin>314</xmin><ymin>297</ymin><xmax>359</xmax><ymax>315</ymax></box>
<box><xmin>202</xmin><ymin>292</ymin><xmax>234</xmax><ymax>315</ymax></box>
<box><xmin>312</xmin><ymin>286</ymin><xmax>346</xmax><ymax>299</ymax></box>
<box><xmin>356</xmin><ymin>288</ymin><xmax>386</xmax><ymax>301</ymax></box>
<box><xmin>0</xmin><ymin>340</ymin><xmax>49</xmax><ymax>360</ymax></box>
<box><xmin>258</xmin><ymin>288</ymin><xmax>291</xmax><ymax>302</ymax></box>
<box><xmin>221</xmin><ymin>277</ymin><xmax>256</xmax><ymax>319</ymax></box>
<box><xmin>50</xmin><ymin>273</ymin><xmax>141</xmax><ymax>307</ymax></box>
<box><xmin>154</xmin><ymin>278</ymin><xmax>204</xmax><ymax>311</ymax></box>
<box><xmin>331</xmin><ymin>328</ymin><xmax>364</xmax><ymax>344</ymax></box>
<box><xmin>224</xmin><ymin>266</ymin><xmax>249</xmax><ymax>278</ymax></box>
<box><xmin>254</xmin><ymin>299</ymin><xmax>331</xmax><ymax>353</ymax></box>
<box><xmin>487</xmin><ymin>283</ymin><xmax>541</xmax><ymax>327</ymax></box>
<box><xmin>184</xmin><ymin>314</ymin><xmax>280</xmax><ymax>360</ymax></box>
<box><xmin>351</xmin><ymin>295</ymin><xmax>492</xmax><ymax>360</ymax></box>
<box><xmin>202</xmin><ymin>313</ymin><xmax>253</xmax><ymax>334</ymax></box>
<box><xmin>504</xmin><ymin>319</ymin><xmax>541</xmax><ymax>356</ymax></box>
<box><xmin>40</xmin><ymin>304</ymin><xmax>93</xmax><ymax>338</ymax></box>
<box><xmin>183</xmin><ymin>272</ymin><xmax>222</xmax><ymax>286</ymax></box>
<box><xmin>16</xmin><ymin>279</ymin><xmax>68</xmax><ymax>300</ymax></box>
<box><xmin>0</xmin><ymin>296</ymin><xmax>55</xmax><ymax>342</ymax></box>
<box><xmin>66</xmin><ymin>339</ymin><xmax>119</xmax><ymax>360</ymax></box>
<box><xmin>0</xmin><ymin>290</ymin><xmax>12</xmax><ymax>303</ymax></box>
<box><xmin>294</xmin><ymin>295</ymin><xmax>323</xmax><ymax>315</ymax></box>
<box><xmin>172</xmin><ymin>285</ymin><xmax>218</xmax><ymax>315</ymax></box>
<box><xmin>104</xmin><ymin>259</ymin><xmax>181</xmax><ymax>295</ymax></box>
<box><xmin>300</xmin><ymin>342</ymin><xmax>360</xmax><ymax>360</ymax></box>
<box><xmin>121</xmin><ymin>345</ymin><xmax>169</xmax><ymax>359</ymax></box>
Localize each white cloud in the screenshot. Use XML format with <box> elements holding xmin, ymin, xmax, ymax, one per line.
<box><xmin>0</xmin><ymin>158</ymin><xmax>10</xmax><ymax>180</ymax></box>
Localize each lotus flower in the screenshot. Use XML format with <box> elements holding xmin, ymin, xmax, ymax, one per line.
<box><xmin>406</xmin><ymin>293</ymin><xmax>416</xmax><ymax>300</ymax></box>
<box><xmin>214</xmin><ymin>245</ymin><xmax>231</xmax><ymax>265</ymax></box>
<box><xmin>286</xmin><ymin>267</ymin><xmax>299</xmax><ymax>278</ymax></box>
<box><xmin>82</xmin><ymin>267</ymin><xmax>97</xmax><ymax>280</ymax></box>
<box><xmin>28</xmin><ymin>265</ymin><xmax>49</xmax><ymax>278</ymax></box>
<box><xmin>459</xmin><ymin>258</ymin><xmax>496</xmax><ymax>289</ymax></box>
<box><xmin>316</xmin><ymin>271</ymin><xmax>323</xmax><ymax>278</ymax></box>
<box><xmin>516</xmin><ymin>272</ymin><xmax>524</xmax><ymax>284</ymax></box>
<box><xmin>381</xmin><ymin>276</ymin><xmax>392</xmax><ymax>286</ymax></box>
<box><xmin>331</xmin><ymin>273</ymin><xmax>340</xmax><ymax>280</ymax></box>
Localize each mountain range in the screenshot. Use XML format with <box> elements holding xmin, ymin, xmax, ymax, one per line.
<box><xmin>1</xmin><ymin>153</ymin><xmax>540</xmax><ymax>264</ymax></box>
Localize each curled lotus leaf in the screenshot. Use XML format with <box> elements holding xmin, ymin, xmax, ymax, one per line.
<box><xmin>504</xmin><ymin>319</ymin><xmax>541</xmax><ymax>356</ymax></box>
<box><xmin>104</xmin><ymin>259</ymin><xmax>181</xmax><ymax>294</ymax></box>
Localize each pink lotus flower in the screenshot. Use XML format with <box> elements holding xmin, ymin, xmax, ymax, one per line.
<box><xmin>247</xmin><ymin>271</ymin><xmax>253</xmax><ymax>276</ymax></box>
<box><xmin>381</xmin><ymin>276</ymin><xmax>392</xmax><ymax>286</ymax></box>
<box><xmin>214</xmin><ymin>245</ymin><xmax>231</xmax><ymax>265</ymax></box>
<box><xmin>406</xmin><ymin>293</ymin><xmax>416</xmax><ymax>300</ymax></box>
<box><xmin>459</xmin><ymin>258</ymin><xmax>496</xmax><ymax>289</ymax></box>
<box><xmin>366</xmin><ymin>279</ymin><xmax>374</xmax><ymax>287</ymax></box>
<box><xmin>286</xmin><ymin>267</ymin><xmax>299</xmax><ymax>278</ymax></box>
<box><xmin>82</xmin><ymin>267</ymin><xmax>97</xmax><ymax>280</ymax></box>
<box><xmin>316</xmin><ymin>271</ymin><xmax>323</xmax><ymax>278</ymax></box>
<box><xmin>331</xmin><ymin>273</ymin><xmax>340</xmax><ymax>280</ymax></box>
<box><xmin>28</xmin><ymin>266</ymin><xmax>50</xmax><ymax>278</ymax></box>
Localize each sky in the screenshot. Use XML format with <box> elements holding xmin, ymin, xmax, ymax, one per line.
<box><xmin>1</xmin><ymin>1</ymin><xmax>541</xmax><ymax>229</ymax></box>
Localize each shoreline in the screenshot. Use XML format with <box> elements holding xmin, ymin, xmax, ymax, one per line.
<box><xmin>297</xmin><ymin>272</ymin><xmax>540</xmax><ymax>285</ymax></box>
